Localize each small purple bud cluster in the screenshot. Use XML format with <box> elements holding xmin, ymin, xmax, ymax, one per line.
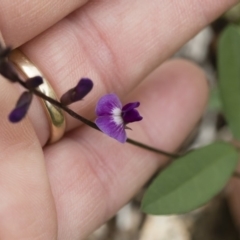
<box><xmin>0</xmin><ymin>44</ymin><xmax>94</xmax><ymax>122</ymax></box>
<box><xmin>0</xmin><ymin>44</ymin><xmax>37</xmax><ymax>121</ymax></box>
<box><xmin>0</xmin><ymin>44</ymin><xmax>143</xmax><ymax>143</ymax></box>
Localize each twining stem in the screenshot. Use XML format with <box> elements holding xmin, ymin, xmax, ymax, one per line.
<box><xmin>126</xmin><ymin>139</ymin><xmax>181</xmax><ymax>158</ymax></box>
<box><xmin>18</xmin><ymin>79</ymin><xmax>181</xmax><ymax>158</ymax></box>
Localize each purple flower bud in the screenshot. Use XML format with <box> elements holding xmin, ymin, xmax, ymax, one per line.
<box><xmin>0</xmin><ymin>61</ymin><xmax>20</xmax><ymax>82</ymax></box>
<box><xmin>60</xmin><ymin>78</ymin><xmax>93</xmax><ymax>105</ymax></box>
<box><xmin>9</xmin><ymin>92</ymin><xmax>32</xmax><ymax>123</ymax></box>
<box><xmin>0</xmin><ymin>46</ymin><xmax>11</xmax><ymax>60</ymax></box>
<box><xmin>25</xmin><ymin>76</ymin><xmax>43</xmax><ymax>89</ymax></box>
<box><xmin>95</xmin><ymin>94</ymin><xmax>143</xmax><ymax>143</ymax></box>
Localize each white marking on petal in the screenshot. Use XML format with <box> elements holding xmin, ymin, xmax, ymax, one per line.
<box><xmin>112</xmin><ymin>107</ymin><xmax>121</xmax><ymax>116</ymax></box>
<box><xmin>112</xmin><ymin>107</ymin><xmax>123</xmax><ymax>125</ymax></box>
<box><xmin>112</xmin><ymin>115</ymin><xmax>123</xmax><ymax>125</ymax></box>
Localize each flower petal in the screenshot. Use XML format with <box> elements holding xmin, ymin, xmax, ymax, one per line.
<box><xmin>96</xmin><ymin>94</ymin><xmax>122</xmax><ymax>116</ymax></box>
<box><xmin>95</xmin><ymin>116</ymin><xmax>127</xmax><ymax>143</ymax></box>
<box><xmin>122</xmin><ymin>102</ymin><xmax>140</xmax><ymax>112</ymax></box>
<box><xmin>122</xmin><ymin>108</ymin><xmax>143</xmax><ymax>124</ymax></box>
<box><xmin>9</xmin><ymin>92</ymin><xmax>32</xmax><ymax>123</ymax></box>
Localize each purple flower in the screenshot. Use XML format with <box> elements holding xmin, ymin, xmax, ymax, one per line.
<box><xmin>95</xmin><ymin>94</ymin><xmax>143</xmax><ymax>143</ymax></box>
<box><xmin>9</xmin><ymin>91</ymin><xmax>32</xmax><ymax>123</ymax></box>
<box><xmin>60</xmin><ymin>78</ymin><xmax>93</xmax><ymax>105</ymax></box>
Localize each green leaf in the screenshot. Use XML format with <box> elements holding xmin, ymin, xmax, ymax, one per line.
<box><xmin>141</xmin><ymin>142</ymin><xmax>238</xmax><ymax>215</ymax></box>
<box><xmin>224</xmin><ymin>3</ymin><xmax>240</xmax><ymax>23</ymax></box>
<box><xmin>208</xmin><ymin>87</ymin><xmax>222</xmax><ymax>111</ymax></box>
<box><xmin>218</xmin><ymin>25</ymin><xmax>240</xmax><ymax>140</ymax></box>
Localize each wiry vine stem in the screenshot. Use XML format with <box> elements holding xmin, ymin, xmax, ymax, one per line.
<box><xmin>18</xmin><ymin>79</ymin><xmax>181</xmax><ymax>158</ymax></box>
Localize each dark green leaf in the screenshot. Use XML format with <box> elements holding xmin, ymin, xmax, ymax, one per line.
<box><xmin>218</xmin><ymin>25</ymin><xmax>240</xmax><ymax>140</ymax></box>
<box><xmin>141</xmin><ymin>142</ymin><xmax>238</xmax><ymax>215</ymax></box>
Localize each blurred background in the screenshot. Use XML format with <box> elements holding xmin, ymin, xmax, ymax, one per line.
<box><xmin>87</xmin><ymin>4</ymin><xmax>240</xmax><ymax>240</ymax></box>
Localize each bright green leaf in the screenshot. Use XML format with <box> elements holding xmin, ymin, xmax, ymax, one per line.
<box><xmin>141</xmin><ymin>142</ymin><xmax>238</xmax><ymax>215</ymax></box>
<box><xmin>218</xmin><ymin>25</ymin><xmax>240</xmax><ymax>140</ymax></box>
